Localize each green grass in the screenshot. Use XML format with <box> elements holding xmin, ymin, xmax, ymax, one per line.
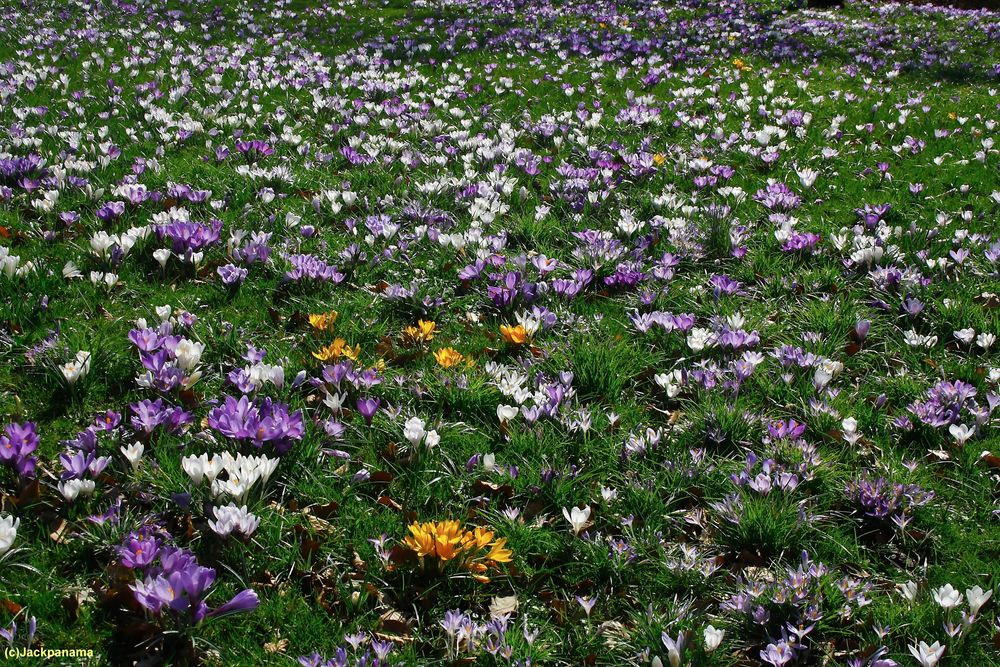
<box><xmin>0</xmin><ymin>0</ymin><xmax>999</xmax><ymax>664</ymax></box>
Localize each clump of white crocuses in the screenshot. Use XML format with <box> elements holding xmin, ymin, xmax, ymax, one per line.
<box><xmin>208</xmin><ymin>504</ymin><xmax>260</xmax><ymax>539</ymax></box>
<box><xmin>402</xmin><ymin>416</ymin><xmax>440</xmax><ymax>451</ymax></box>
<box><xmin>60</xmin><ymin>350</ymin><xmax>92</xmax><ymax>386</ymax></box>
<box><xmin>901</xmin><ymin>580</ymin><xmax>994</xmax><ymax>667</ymax></box>
<box><xmin>182</xmin><ymin>452</ymin><xmax>279</xmax><ymax>504</ymax></box>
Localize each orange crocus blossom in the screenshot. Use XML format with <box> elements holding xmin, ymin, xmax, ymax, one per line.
<box><xmin>308</xmin><ymin>311</ymin><xmax>338</xmax><ymax>331</ymax></box>
<box><xmin>433</xmin><ymin>347</ymin><xmax>464</xmax><ymax>368</ymax></box>
<box><xmin>398</xmin><ymin>519</ymin><xmax>513</xmax><ymax>580</ymax></box>
<box><xmin>485</xmin><ymin>538</ymin><xmax>512</xmax><ymax>564</ymax></box>
<box><xmin>500</xmin><ymin>324</ymin><xmax>528</xmax><ymax>345</ymax></box>
<box><xmin>404</xmin><ymin>319</ymin><xmax>437</xmax><ymax>343</ymax></box>
<box><xmin>403</xmin><ymin>520</ymin><xmax>464</xmax><ymax>559</ymax></box>
<box><xmin>312</xmin><ymin>338</ymin><xmax>360</xmax><ymax>362</ymax></box>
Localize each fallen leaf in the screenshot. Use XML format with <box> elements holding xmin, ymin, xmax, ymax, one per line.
<box><xmin>0</xmin><ymin>600</ymin><xmax>22</xmax><ymax>615</ymax></box>
<box><xmin>264</xmin><ymin>638</ymin><xmax>289</xmax><ymax>654</ymax></box>
<box><xmin>50</xmin><ymin>519</ymin><xmax>71</xmax><ymax>544</ymax></box>
<box><xmin>61</xmin><ymin>588</ymin><xmax>93</xmax><ymax>622</ymax></box>
<box><xmin>489</xmin><ymin>595</ymin><xmax>518</xmax><ymax>617</ymax></box>
<box><xmin>377</xmin><ymin>609</ymin><xmax>411</xmax><ymax>639</ymax></box>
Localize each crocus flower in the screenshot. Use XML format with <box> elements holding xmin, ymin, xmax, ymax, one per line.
<box><xmin>949</xmin><ymin>423</ymin><xmax>974</xmax><ymax>445</ymax></box>
<box><xmin>218</xmin><ymin>263</ymin><xmax>248</xmax><ymax>285</ymax></box>
<box><xmin>933</xmin><ymin>584</ymin><xmax>962</xmax><ymax>611</ymax></box>
<box><xmin>356</xmin><ymin>397</ymin><xmax>380</xmax><ymax>425</ymax></box>
<box><xmin>703</xmin><ymin>625</ymin><xmax>724</xmax><ymax>652</ymax></box>
<box><xmin>0</xmin><ymin>422</ymin><xmax>39</xmax><ymax>478</ymax></box>
<box><xmin>760</xmin><ymin>641</ymin><xmax>795</xmax><ymax>667</ymax></box>
<box><xmin>898</xmin><ymin>580</ymin><xmax>919</xmax><ymax>604</ymax></box>
<box><xmin>61</xmin><ymin>350</ymin><xmax>92</xmax><ymax>384</ymax></box>
<box><xmin>208</xmin><ymin>504</ymin><xmax>260</xmax><ymax>539</ymax></box>
<box><xmin>563</xmin><ymin>505</ymin><xmax>591</xmax><ymax>535</ymax></box>
<box><xmin>403</xmin><ymin>416</ymin><xmax>427</xmax><ymax>447</ymax></box>
<box><xmin>59</xmin><ymin>479</ymin><xmax>96</xmax><ymax>501</ymax></box>
<box><xmin>403</xmin><ymin>319</ymin><xmax>437</xmax><ymax>343</ymax></box>
<box><xmin>434</xmin><ymin>347</ymin><xmax>465</xmax><ymax>368</ymax></box>
<box><xmin>908</xmin><ymin>640</ymin><xmax>945</xmax><ymax>667</ymax></box>
<box><xmin>182</xmin><ymin>453</ymin><xmax>223</xmax><ymax>486</ymax></box>
<box><xmin>496</xmin><ymin>404</ymin><xmax>518</xmax><ymax>424</ymax></box>
<box><xmin>0</xmin><ymin>514</ymin><xmax>19</xmax><ymax>556</ymax></box>
<box><xmin>576</xmin><ymin>595</ymin><xmax>597</xmax><ymax>618</ymax></box>
<box><xmin>205</xmin><ymin>589</ymin><xmax>260</xmax><ymax>619</ymax></box>
<box><xmin>121</xmin><ymin>443</ymin><xmax>144</xmax><ymax>470</ymax></box>
<box><xmin>966</xmin><ymin>585</ymin><xmax>992</xmax><ymax>616</ymax></box>
<box><xmin>118</xmin><ymin>534</ymin><xmax>160</xmax><ymax>569</ymax></box>
<box><xmin>661</xmin><ymin>631</ymin><xmax>687</xmax><ymax>667</ymax></box>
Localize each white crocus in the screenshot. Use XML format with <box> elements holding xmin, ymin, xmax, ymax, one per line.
<box><xmin>181</xmin><ymin>453</ymin><xmax>211</xmax><ymax>485</ymax></box>
<box><xmin>797</xmin><ymin>166</ymin><xmax>818</xmax><ymax>188</ymax></box>
<box><xmin>403</xmin><ymin>416</ymin><xmax>427</xmax><ymax>447</ymax></box>
<box><xmin>562</xmin><ymin>505</ymin><xmax>592</xmax><ymax>536</ymax></box>
<box><xmin>207</xmin><ymin>453</ymin><xmax>279</xmax><ymax>503</ymax></box>
<box><xmin>703</xmin><ymin>625</ymin><xmax>724</xmax><ymax>653</ymax></box>
<box><xmin>208</xmin><ymin>504</ymin><xmax>260</xmax><ymax>538</ymax></box>
<box><xmin>966</xmin><ymin>586</ymin><xmax>992</xmax><ymax>616</ymax></box>
<box><xmin>898</xmin><ymin>580</ymin><xmax>919</xmax><ymax>604</ymax></box>
<box><xmin>62</xmin><ymin>261</ymin><xmax>83</xmax><ymax>279</ymax></box>
<box><xmin>687</xmin><ymin>327</ymin><xmax>713</xmax><ymax>352</ymax></box>
<box><xmin>424</xmin><ymin>429</ymin><xmax>440</xmax><ymax>450</ymax></box>
<box><xmin>323</xmin><ymin>391</ymin><xmax>347</xmax><ymax>414</ymax></box>
<box><xmin>173</xmin><ymin>339</ymin><xmax>205</xmax><ymax>372</ymax></box>
<box><xmin>954</xmin><ymin>328</ymin><xmax>976</xmax><ymax>345</ymax></box>
<box><xmin>949</xmin><ymin>423</ymin><xmax>974</xmax><ymax>445</ymax></box>
<box><xmin>654</xmin><ymin>370</ymin><xmax>684</xmax><ymax>398</ymax></box>
<box><xmin>933</xmin><ymin>584</ymin><xmax>962</xmax><ymax>611</ymax></box>
<box><xmin>121</xmin><ymin>442</ymin><xmax>145</xmax><ymax>470</ymax></box>
<box><xmin>841</xmin><ymin>417</ymin><xmax>861</xmax><ymax>446</ymax></box>
<box><xmin>153</xmin><ymin>248</ymin><xmax>171</xmax><ymax>268</ymax></box>
<box><xmin>0</xmin><ymin>514</ymin><xmax>19</xmax><ymax>556</ymax></box>
<box><xmin>59</xmin><ymin>479</ymin><xmax>96</xmax><ymax>501</ymax></box>
<box><xmin>249</xmin><ymin>363</ymin><xmax>284</xmax><ymax>390</ymax></box>
<box><xmin>61</xmin><ymin>351</ymin><xmax>92</xmax><ymax>385</ymax></box>
<box><xmin>908</xmin><ymin>640</ymin><xmax>945</xmax><ymax>667</ymax></box>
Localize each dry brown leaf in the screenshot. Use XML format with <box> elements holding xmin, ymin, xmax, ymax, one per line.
<box><xmin>264</xmin><ymin>638</ymin><xmax>289</xmax><ymax>654</ymax></box>
<box><xmin>50</xmin><ymin>519</ymin><xmax>71</xmax><ymax>544</ymax></box>
<box><xmin>489</xmin><ymin>595</ymin><xmax>518</xmax><ymax>618</ymax></box>
<box><xmin>304</xmin><ymin>513</ymin><xmax>337</xmax><ymax>535</ymax></box>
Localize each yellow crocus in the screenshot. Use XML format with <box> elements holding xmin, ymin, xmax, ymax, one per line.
<box><xmin>433</xmin><ymin>347</ymin><xmax>464</xmax><ymax>369</ymax></box>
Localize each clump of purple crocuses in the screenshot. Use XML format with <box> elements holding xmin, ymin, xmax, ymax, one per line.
<box><xmin>0</xmin><ymin>422</ymin><xmax>39</xmax><ymax>480</ymax></box>
<box><xmin>120</xmin><ymin>527</ymin><xmax>259</xmax><ymax>626</ymax></box>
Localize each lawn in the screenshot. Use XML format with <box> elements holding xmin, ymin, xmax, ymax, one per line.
<box><xmin>1</xmin><ymin>0</ymin><xmax>1000</xmax><ymax>665</ymax></box>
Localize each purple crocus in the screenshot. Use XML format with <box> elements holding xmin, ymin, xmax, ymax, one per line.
<box><xmin>218</xmin><ymin>264</ymin><xmax>248</xmax><ymax>286</ymax></box>
<box><xmin>356</xmin><ymin>397</ymin><xmax>381</xmax><ymax>425</ymax></box>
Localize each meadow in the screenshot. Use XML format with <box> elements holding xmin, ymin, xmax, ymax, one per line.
<box><xmin>1</xmin><ymin>0</ymin><xmax>1000</xmax><ymax>664</ymax></box>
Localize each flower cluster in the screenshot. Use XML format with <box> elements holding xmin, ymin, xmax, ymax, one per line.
<box><xmin>0</xmin><ymin>422</ymin><xmax>38</xmax><ymax>479</ymax></box>
<box><xmin>182</xmin><ymin>451</ymin><xmax>279</xmax><ymax>503</ymax></box>
<box><xmin>397</xmin><ymin>520</ymin><xmax>512</xmax><ymax>582</ymax></box>
<box><xmin>121</xmin><ymin>528</ymin><xmax>259</xmax><ymax>625</ymax></box>
<box><xmin>845</xmin><ymin>475</ymin><xmax>934</xmax><ymax>528</ymax></box>
<box><xmin>207</xmin><ymin>395</ymin><xmax>304</xmax><ymax>454</ymax></box>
